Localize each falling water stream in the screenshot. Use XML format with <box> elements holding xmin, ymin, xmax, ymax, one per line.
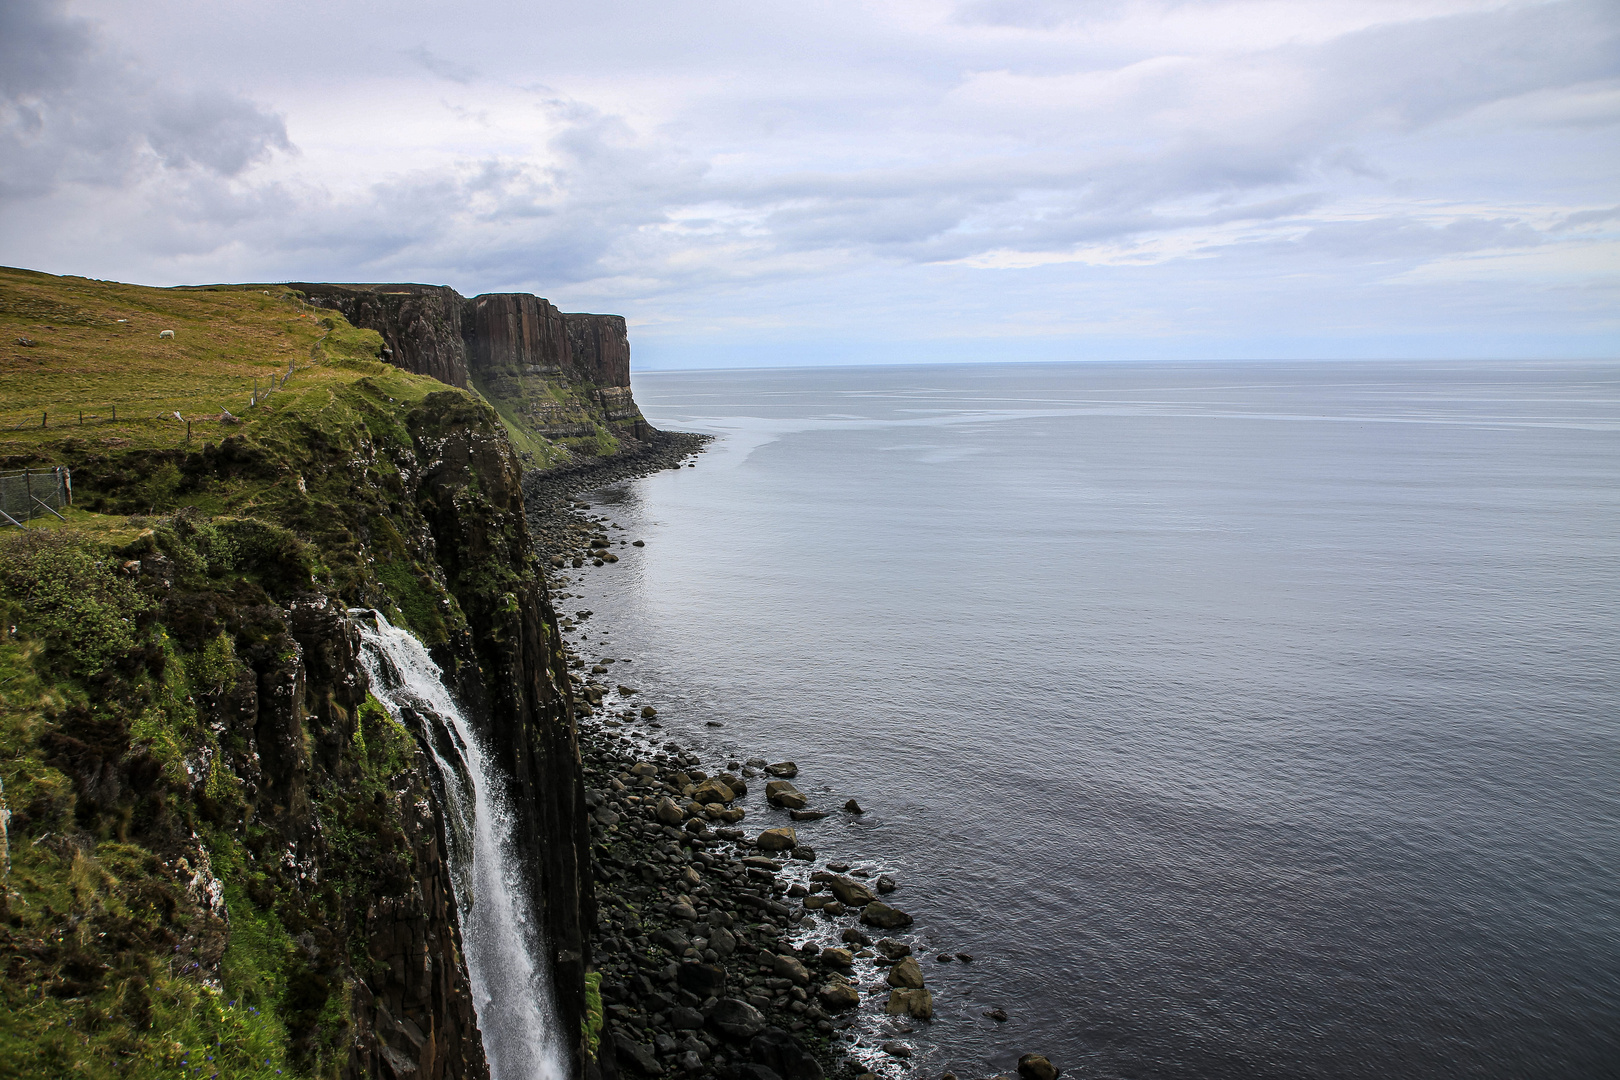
<box><xmin>355</xmin><ymin>611</ymin><xmax>566</xmax><ymax>1080</ymax></box>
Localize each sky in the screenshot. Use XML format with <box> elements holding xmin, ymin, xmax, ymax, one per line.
<box><xmin>1</xmin><ymin>0</ymin><xmax>1616</xmax><ymax>369</ymax></box>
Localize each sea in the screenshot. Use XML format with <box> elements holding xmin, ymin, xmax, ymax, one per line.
<box><xmin>563</xmin><ymin>360</ymin><xmax>1620</xmax><ymax>1079</ymax></box>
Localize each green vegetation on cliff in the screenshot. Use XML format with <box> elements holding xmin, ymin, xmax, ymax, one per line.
<box><xmin>0</xmin><ymin>267</ymin><xmax>583</xmax><ymax>1078</ymax></box>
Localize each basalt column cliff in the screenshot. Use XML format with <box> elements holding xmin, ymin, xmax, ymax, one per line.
<box><xmin>294</xmin><ymin>284</ymin><xmax>655</xmax><ymax>467</ymax></box>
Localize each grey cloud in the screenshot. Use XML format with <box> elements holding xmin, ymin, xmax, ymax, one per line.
<box><xmin>406</xmin><ymin>46</ymin><xmax>479</xmax><ymax>84</ymax></box>
<box><xmin>1553</xmin><ymin>205</ymin><xmax>1620</xmax><ymax>231</ymax></box>
<box><xmin>0</xmin><ymin>0</ymin><xmax>289</xmax><ymax>199</ymax></box>
<box><xmin>1289</xmin><ymin>216</ymin><xmax>1544</xmax><ymax>261</ymax></box>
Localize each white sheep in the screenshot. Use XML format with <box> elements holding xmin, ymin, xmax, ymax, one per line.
<box><xmin>159</xmin><ymin>329</ymin><xmax>175</xmax><ymax>339</ymax></box>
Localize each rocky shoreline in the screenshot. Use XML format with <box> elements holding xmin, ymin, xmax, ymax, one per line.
<box><xmin>524</xmin><ymin>435</ymin><xmax>1061</xmax><ymax>1080</ymax></box>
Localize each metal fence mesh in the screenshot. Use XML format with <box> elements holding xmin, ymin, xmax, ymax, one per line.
<box><xmin>0</xmin><ymin>468</ymin><xmax>71</xmax><ymax>526</ymax></box>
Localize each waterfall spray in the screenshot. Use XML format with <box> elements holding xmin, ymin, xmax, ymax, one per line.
<box><xmin>355</xmin><ymin>611</ymin><xmax>566</xmax><ymax>1080</ymax></box>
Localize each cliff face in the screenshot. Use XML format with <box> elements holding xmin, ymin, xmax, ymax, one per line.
<box><xmin>290</xmin><ymin>284</ymin><xmax>471</xmax><ymax>389</ymax></box>
<box><xmin>0</xmin><ymin>270</ymin><xmax>596</xmax><ymax>1080</ymax></box>
<box><xmin>297</xmin><ymin>285</ymin><xmax>654</xmax><ymax>464</ymax></box>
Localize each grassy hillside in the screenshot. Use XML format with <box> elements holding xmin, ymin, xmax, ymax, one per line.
<box><xmin>0</xmin><ymin>268</ymin><xmax>547</xmax><ymax>1078</ymax></box>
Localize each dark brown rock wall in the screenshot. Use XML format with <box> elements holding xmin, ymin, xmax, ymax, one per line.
<box><xmin>293</xmin><ymin>283</ymin><xmax>472</xmax><ymax>388</ymax></box>
<box><xmin>561</xmin><ymin>314</ymin><xmax>631</xmax><ymax>387</ymax></box>
<box><xmin>467</xmin><ymin>293</ymin><xmax>573</xmax><ymax>384</ymax></box>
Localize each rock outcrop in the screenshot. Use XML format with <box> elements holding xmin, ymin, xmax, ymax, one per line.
<box><xmin>294</xmin><ymin>283</ymin><xmax>655</xmax><ymax>459</ymax></box>
<box><xmin>291</xmin><ymin>283</ymin><xmax>472</xmax><ymax>388</ymax></box>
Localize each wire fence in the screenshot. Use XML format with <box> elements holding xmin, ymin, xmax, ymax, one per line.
<box><xmin>2</xmin><ymin>357</ymin><xmax>302</xmax><ymax>435</ymax></box>
<box><xmin>0</xmin><ymin>467</ymin><xmax>71</xmax><ymax>528</ymax></box>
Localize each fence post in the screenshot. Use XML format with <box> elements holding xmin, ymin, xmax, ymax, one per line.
<box><xmin>186</xmin><ymin>421</ymin><xmax>192</xmax><ymax>442</ymax></box>
<box><xmin>111</xmin><ymin>405</ymin><xmax>116</xmax><ymax>422</ymax></box>
<box><xmin>41</xmin><ymin>412</ymin><xmax>46</xmax><ymax>429</ymax></box>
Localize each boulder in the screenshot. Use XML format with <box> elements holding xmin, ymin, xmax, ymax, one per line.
<box><xmin>670</xmin><ymin>1006</ymin><xmax>705</xmax><ymax>1030</ymax></box>
<box><xmin>630</xmin><ymin>761</ymin><xmax>658</xmax><ymax>778</ymax></box>
<box><xmin>771</xmin><ymin>953</ymin><xmax>810</xmax><ymax>985</ymax></box>
<box><xmin>765</xmin><ymin>780</ymin><xmax>807</xmax><ymax>809</ymax></box>
<box><xmin>613</xmin><ymin>1031</ymin><xmax>665</xmax><ymax>1074</ymax></box>
<box><xmin>717</xmin><ymin>773</ymin><xmax>748</xmax><ymax>796</ymax></box>
<box><xmin>750</xmin><ymin>1026</ymin><xmax>824</xmax><ymax>1080</ymax></box>
<box><xmin>677</xmin><ymin>962</ymin><xmax>726</xmax><ymax>998</ymax></box>
<box><xmin>691</xmin><ymin>778</ymin><xmax>736</xmax><ymax>804</ymax></box>
<box><xmin>819</xmin><ymin>947</ymin><xmax>853</xmax><ymax>968</ymax></box>
<box><xmin>669</xmin><ymin>901</ymin><xmax>698</xmax><ymax>921</ymax></box>
<box><xmin>707</xmin><ymin>998</ymin><xmax>767</xmax><ymax>1040</ymax></box>
<box><xmin>653</xmin><ymin>928</ymin><xmax>691</xmax><ymax>954</ymax></box>
<box><xmin>765</xmin><ymin>762</ymin><xmax>798</xmax><ymax>778</ymax></box>
<box><xmin>885</xmin><ymin>988</ymin><xmax>933</xmax><ymax>1021</ymax></box>
<box><xmin>756</xmin><ymin>827</ymin><xmax>798</xmax><ymax>852</ymax></box>
<box><xmin>843</xmin><ymin>799</ymin><xmax>863</xmax><ymax>814</ymax></box>
<box><xmin>861</xmin><ymin>901</ymin><xmax>913</xmax><ymax>929</ymax></box>
<box><xmin>841</xmin><ymin>928</ymin><xmax>871</xmax><ymax>947</ymax></box>
<box><xmin>641</xmin><ymin>705</ymin><xmax>658</xmax><ymax>718</ymax></box>
<box><xmin>710</xmin><ymin>926</ymin><xmax>737</xmax><ymax>957</ymax></box>
<box><xmin>789</xmin><ymin>810</ymin><xmax>827</xmax><ymax>821</ymax></box>
<box><xmin>1017</xmin><ymin>1055</ymin><xmax>1060</xmax><ymax>1080</ymax></box>
<box><xmin>875</xmin><ymin>938</ymin><xmax>911</xmax><ymax>959</ymax></box>
<box><xmin>656</xmin><ymin>797</ymin><xmax>685</xmax><ymax>825</ymax></box>
<box><xmin>817</xmin><ymin>980</ymin><xmax>861</xmax><ymax>1011</ymax></box>
<box><xmin>821</xmin><ymin>875</ymin><xmax>875</xmax><ymax>907</ymax></box>
<box><xmin>876</xmin><ymin>874</ymin><xmax>896</xmax><ymax>894</ymax></box>
<box><xmin>886</xmin><ymin>956</ymin><xmax>924</xmax><ymax>989</ymax></box>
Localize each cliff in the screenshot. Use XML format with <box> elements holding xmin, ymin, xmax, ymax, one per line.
<box><xmin>0</xmin><ymin>268</ymin><xmax>595</xmax><ymax>1080</ymax></box>
<box><xmin>291</xmin><ymin>284</ymin><xmax>654</xmax><ymax>469</ymax></box>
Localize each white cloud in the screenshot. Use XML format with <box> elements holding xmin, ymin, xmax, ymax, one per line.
<box><xmin>0</xmin><ymin>0</ymin><xmax>1614</xmax><ymax>362</ymax></box>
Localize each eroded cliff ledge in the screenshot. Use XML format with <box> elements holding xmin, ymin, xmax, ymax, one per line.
<box><xmin>292</xmin><ymin>284</ymin><xmax>653</xmax><ymax>469</ymax></box>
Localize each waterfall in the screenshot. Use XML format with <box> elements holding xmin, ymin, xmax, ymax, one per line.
<box><xmin>355</xmin><ymin>611</ymin><xmax>565</xmax><ymax>1080</ymax></box>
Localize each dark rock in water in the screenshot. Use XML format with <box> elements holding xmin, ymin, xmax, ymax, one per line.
<box><xmin>614</xmin><ymin>1030</ymin><xmax>665</xmax><ymax>1074</ymax></box>
<box><xmin>633</xmin><ymin>539</ymin><xmax>645</xmax><ymax>546</ymax></box>
<box><xmin>818</xmin><ymin>875</ymin><xmax>876</xmax><ymax>907</ymax></box>
<box><xmin>936</xmin><ymin>953</ymin><xmax>954</xmax><ymax>963</ymax></box>
<box><xmin>876</xmin><ymin>938</ymin><xmax>911</xmax><ymax>960</ymax></box>
<box><xmin>956</xmin><ymin>952</ymin><xmax>974</xmax><ymax>963</ymax></box>
<box><xmin>765</xmin><ymin>762</ymin><xmax>799</xmax><ymax>779</ymax></box>
<box><xmin>861</xmin><ymin>901</ymin><xmax>913</xmax><ymax>929</ymax></box>
<box><xmin>841</xmin><ymin>928</ymin><xmax>872</xmax><ymax>947</ymax></box>
<box><xmin>843</xmin><ymin>799</ymin><xmax>863</xmax><ymax>814</ymax></box>
<box><xmin>677</xmin><ymin>961</ymin><xmax>727</xmax><ymax>997</ymax></box>
<box><xmin>789</xmin><ymin>809</ymin><xmax>826</xmax><ymax>821</ymax></box>
<box><xmin>876</xmin><ymin>874</ymin><xmax>896</xmax><ymax>894</ymax></box>
<box><xmin>886</xmin><ymin>956</ymin><xmax>925</xmax><ymax>989</ymax></box>
<box><xmin>641</xmin><ymin>705</ymin><xmax>658</xmax><ymax>718</ymax></box>
<box><xmin>756</xmin><ymin>827</ymin><xmax>797</xmax><ymax>851</ymax></box>
<box><xmin>881</xmin><ymin>1041</ymin><xmax>913</xmax><ymax>1059</ymax></box>
<box><xmin>707</xmin><ymin>720</ymin><xmax>724</xmax><ymax>727</ymax></box>
<box><xmin>766</xmin><ymin>779</ymin><xmax>808</xmax><ymax>809</ymax></box>
<box><xmin>826</xmin><ymin>861</ymin><xmax>851</xmax><ymax>873</ymax></box>
<box><xmin>708</xmin><ymin>997</ymin><xmax>767</xmax><ymax>1039</ymax></box>
<box><xmin>751</xmin><ymin>1025</ymin><xmax>825</xmax><ymax>1080</ymax></box>
<box><xmin>985</xmin><ymin>1007</ymin><xmax>1009</xmax><ymax>1022</ymax></box>
<box><xmin>692</xmin><ymin>778</ymin><xmax>736</xmax><ymax>804</ymax></box>
<box><xmin>671</xmin><ymin>1005</ymin><xmax>705</xmax><ymax>1030</ymax></box>
<box><xmin>886</xmin><ymin>988</ymin><xmax>933</xmax><ymax>1021</ymax></box>
<box><xmin>1018</xmin><ymin>1054</ymin><xmax>1060</xmax><ymax>1080</ymax></box>
<box><xmin>790</xmin><ymin>845</ymin><xmax>816</xmax><ymax>861</ymax></box>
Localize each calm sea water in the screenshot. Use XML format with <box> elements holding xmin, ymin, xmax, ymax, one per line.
<box><xmin>567</xmin><ymin>361</ymin><xmax>1620</xmax><ymax>1079</ymax></box>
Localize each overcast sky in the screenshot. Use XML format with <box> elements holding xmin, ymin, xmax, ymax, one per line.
<box><xmin>2</xmin><ymin>0</ymin><xmax>1616</xmax><ymax>368</ymax></box>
